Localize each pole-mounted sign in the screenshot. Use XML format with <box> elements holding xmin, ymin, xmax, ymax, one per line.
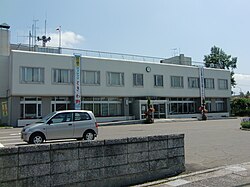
<box><xmin>74</xmin><ymin>54</ymin><xmax>81</xmax><ymax>110</ymax></box>
<box><xmin>199</xmin><ymin>66</ymin><xmax>205</xmax><ymax>103</ymax></box>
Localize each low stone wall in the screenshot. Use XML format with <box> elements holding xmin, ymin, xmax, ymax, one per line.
<box><xmin>0</xmin><ymin>134</ymin><xmax>185</xmax><ymax>187</ymax></box>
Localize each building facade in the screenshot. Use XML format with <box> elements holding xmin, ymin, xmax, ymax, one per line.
<box><xmin>0</xmin><ymin>27</ymin><xmax>231</xmax><ymax>126</ymax></box>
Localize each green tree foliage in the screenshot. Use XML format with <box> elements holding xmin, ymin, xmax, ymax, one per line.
<box><xmin>231</xmin><ymin>97</ymin><xmax>250</xmax><ymax>116</ymax></box>
<box><xmin>204</xmin><ymin>46</ymin><xmax>237</xmax><ymax>87</ymax></box>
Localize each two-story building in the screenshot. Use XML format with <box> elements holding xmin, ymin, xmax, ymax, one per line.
<box><xmin>0</xmin><ymin>25</ymin><xmax>231</xmax><ymax>127</ymax></box>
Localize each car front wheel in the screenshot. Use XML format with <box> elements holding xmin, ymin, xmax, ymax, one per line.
<box><xmin>29</xmin><ymin>133</ymin><xmax>44</xmax><ymax>144</ymax></box>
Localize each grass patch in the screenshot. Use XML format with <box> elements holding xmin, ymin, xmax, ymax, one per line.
<box><xmin>241</xmin><ymin>121</ymin><xmax>250</xmax><ymax>129</ymax></box>
<box><xmin>0</xmin><ymin>124</ymin><xmax>12</xmax><ymax>129</ymax></box>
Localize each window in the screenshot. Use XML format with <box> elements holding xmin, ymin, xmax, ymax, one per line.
<box><xmin>74</xmin><ymin>112</ymin><xmax>91</xmax><ymax>121</ymax></box>
<box><xmin>133</xmin><ymin>73</ymin><xmax>143</xmax><ymax>86</ymax></box>
<box><xmin>169</xmin><ymin>98</ymin><xmax>196</xmax><ymax>115</ymax></box>
<box><xmin>205</xmin><ymin>78</ymin><xmax>214</xmax><ymax>89</ymax></box>
<box><xmin>51</xmin><ymin>97</ymin><xmax>71</xmax><ymax>112</ymax></box>
<box><xmin>216</xmin><ymin>99</ymin><xmax>225</xmax><ymax>111</ymax></box>
<box><xmin>50</xmin><ymin>113</ymin><xmax>72</xmax><ymax>123</ymax></box>
<box><xmin>82</xmin><ymin>97</ymin><xmax>122</xmax><ymax>117</ymax></box>
<box><xmin>21</xmin><ymin>67</ymin><xmax>44</xmax><ymax>83</ymax></box>
<box><xmin>20</xmin><ymin>97</ymin><xmax>42</xmax><ymax>119</ymax></box>
<box><xmin>154</xmin><ymin>75</ymin><xmax>163</xmax><ymax>87</ymax></box>
<box><xmin>82</xmin><ymin>70</ymin><xmax>100</xmax><ymax>85</ymax></box>
<box><xmin>107</xmin><ymin>72</ymin><xmax>124</xmax><ymax>86</ymax></box>
<box><xmin>218</xmin><ymin>79</ymin><xmax>228</xmax><ymax>90</ymax></box>
<box><xmin>188</xmin><ymin>77</ymin><xmax>199</xmax><ymax>88</ymax></box>
<box><xmin>53</xmin><ymin>69</ymin><xmax>71</xmax><ymax>83</ymax></box>
<box><xmin>171</xmin><ymin>76</ymin><xmax>184</xmax><ymax>88</ymax></box>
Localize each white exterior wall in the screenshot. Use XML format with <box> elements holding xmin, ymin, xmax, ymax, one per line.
<box><xmin>10</xmin><ymin>50</ymin><xmax>231</xmax><ymax>98</ymax></box>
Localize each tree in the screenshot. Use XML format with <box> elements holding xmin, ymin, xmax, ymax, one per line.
<box><xmin>231</xmin><ymin>97</ymin><xmax>250</xmax><ymax>116</ymax></box>
<box><xmin>204</xmin><ymin>46</ymin><xmax>237</xmax><ymax>87</ymax></box>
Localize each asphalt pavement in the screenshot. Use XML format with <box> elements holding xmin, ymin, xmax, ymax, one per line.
<box><xmin>1</xmin><ymin>117</ymin><xmax>250</xmax><ymax>187</ymax></box>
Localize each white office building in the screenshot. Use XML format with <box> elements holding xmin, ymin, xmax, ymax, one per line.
<box><xmin>0</xmin><ymin>25</ymin><xmax>231</xmax><ymax>127</ymax></box>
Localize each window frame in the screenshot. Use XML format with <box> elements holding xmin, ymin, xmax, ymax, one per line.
<box><xmin>171</xmin><ymin>76</ymin><xmax>184</xmax><ymax>88</ymax></box>
<box><xmin>154</xmin><ymin>74</ymin><xmax>164</xmax><ymax>87</ymax></box>
<box><xmin>218</xmin><ymin>79</ymin><xmax>228</xmax><ymax>90</ymax></box>
<box><xmin>107</xmin><ymin>72</ymin><xmax>124</xmax><ymax>87</ymax></box>
<box><xmin>20</xmin><ymin>97</ymin><xmax>42</xmax><ymax>119</ymax></box>
<box><xmin>82</xmin><ymin>70</ymin><xmax>100</xmax><ymax>85</ymax></box>
<box><xmin>20</xmin><ymin>66</ymin><xmax>45</xmax><ymax>84</ymax></box>
<box><xmin>188</xmin><ymin>77</ymin><xmax>199</xmax><ymax>88</ymax></box>
<box><xmin>52</xmin><ymin>68</ymin><xmax>72</xmax><ymax>84</ymax></box>
<box><xmin>133</xmin><ymin>73</ymin><xmax>144</xmax><ymax>87</ymax></box>
<box><xmin>204</xmin><ymin>78</ymin><xmax>215</xmax><ymax>89</ymax></box>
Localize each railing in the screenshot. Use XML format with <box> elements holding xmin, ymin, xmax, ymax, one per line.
<box><xmin>62</xmin><ymin>47</ymin><xmax>165</xmax><ymax>63</ymax></box>
<box><xmin>11</xmin><ymin>43</ymin><xmax>204</xmax><ymax>66</ymax></box>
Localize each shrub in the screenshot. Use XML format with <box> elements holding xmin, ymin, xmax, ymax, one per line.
<box><xmin>241</xmin><ymin>118</ymin><xmax>250</xmax><ymax>129</ymax></box>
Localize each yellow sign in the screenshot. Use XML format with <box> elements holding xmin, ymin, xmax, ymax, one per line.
<box><xmin>75</xmin><ymin>56</ymin><xmax>80</xmax><ymax>67</ymax></box>
<box><xmin>1</xmin><ymin>102</ymin><xmax>8</xmax><ymax>117</ymax></box>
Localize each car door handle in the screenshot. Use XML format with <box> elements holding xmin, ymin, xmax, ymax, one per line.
<box><xmin>68</xmin><ymin>124</ymin><xmax>73</xmax><ymax>126</ymax></box>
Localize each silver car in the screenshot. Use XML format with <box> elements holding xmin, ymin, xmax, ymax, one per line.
<box><xmin>21</xmin><ymin>110</ymin><xmax>98</xmax><ymax>144</ymax></box>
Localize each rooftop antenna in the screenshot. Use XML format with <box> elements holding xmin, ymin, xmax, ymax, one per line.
<box><xmin>45</xmin><ymin>19</ymin><xmax>47</xmax><ymax>36</ymax></box>
<box><xmin>37</xmin><ymin>19</ymin><xmax>51</xmax><ymax>47</ymax></box>
<box><xmin>171</xmin><ymin>48</ymin><xmax>178</xmax><ymax>57</ymax></box>
<box><xmin>32</xmin><ymin>19</ymin><xmax>39</xmax><ymax>46</ymax></box>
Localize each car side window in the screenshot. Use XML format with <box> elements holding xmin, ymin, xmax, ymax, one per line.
<box><xmin>50</xmin><ymin>113</ymin><xmax>72</xmax><ymax>124</ymax></box>
<box><xmin>74</xmin><ymin>112</ymin><xmax>91</xmax><ymax>121</ymax></box>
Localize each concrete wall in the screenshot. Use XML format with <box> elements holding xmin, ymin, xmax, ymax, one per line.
<box><xmin>0</xmin><ymin>134</ymin><xmax>185</xmax><ymax>187</ymax></box>
<box><xmin>0</xmin><ymin>55</ymin><xmax>9</xmax><ymax>98</ymax></box>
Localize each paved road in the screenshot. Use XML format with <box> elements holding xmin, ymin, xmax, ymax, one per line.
<box><xmin>0</xmin><ymin>118</ymin><xmax>249</xmax><ymax>174</ymax></box>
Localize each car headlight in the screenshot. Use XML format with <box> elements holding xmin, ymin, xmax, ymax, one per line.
<box><xmin>23</xmin><ymin>128</ymin><xmax>30</xmax><ymax>133</ymax></box>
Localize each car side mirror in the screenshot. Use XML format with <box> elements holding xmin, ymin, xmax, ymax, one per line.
<box><xmin>47</xmin><ymin>120</ymin><xmax>52</xmax><ymax>125</ymax></box>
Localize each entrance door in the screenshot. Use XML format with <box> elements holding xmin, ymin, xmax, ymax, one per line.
<box><xmin>153</xmin><ymin>104</ymin><xmax>166</xmax><ymax>119</ymax></box>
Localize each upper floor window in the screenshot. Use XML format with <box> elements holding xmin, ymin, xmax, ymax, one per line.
<box><xmin>133</xmin><ymin>73</ymin><xmax>143</xmax><ymax>86</ymax></box>
<box><xmin>218</xmin><ymin>79</ymin><xmax>228</xmax><ymax>90</ymax></box>
<box><xmin>52</xmin><ymin>69</ymin><xmax>71</xmax><ymax>84</ymax></box>
<box><xmin>154</xmin><ymin>75</ymin><xmax>163</xmax><ymax>87</ymax></box>
<box><xmin>188</xmin><ymin>77</ymin><xmax>199</xmax><ymax>88</ymax></box>
<box><xmin>171</xmin><ymin>76</ymin><xmax>184</xmax><ymax>88</ymax></box>
<box><xmin>107</xmin><ymin>72</ymin><xmax>124</xmax><ymax>86</ymax></box>
<box><xmin>82</xmin><ymin>70</ymin><xmax>100</xmax><ymax>85</ymax></box>
<box><xmin>205</xmin><ymin>78</ymin><xmax>214</xmax><ymax>89</ymax></box>
<box><xmin>21</xmin><ymin>67</ymin><xmax>44</xmax><ymax>83</ymax></box>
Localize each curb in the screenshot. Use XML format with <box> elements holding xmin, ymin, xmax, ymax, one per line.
<box><xmin>98</xmin><ymin>118</ymin><xmax>198</xmax><ymax>127</ymax></box>
<box><xmin>133</xmin><ymin>162</ymin><xmax>250</xmax><ymax>187</ymax></box>
<box><xmin>240</xmin><ymin>127</ymin><xmax>250</xmax><ymax>131</ymax></box>
<box><xmin>133</xmin><ymin>167</ymin><xmax>224</xmax><ymax>187</ymax></box>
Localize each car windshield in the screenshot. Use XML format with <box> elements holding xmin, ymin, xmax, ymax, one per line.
<box><xmin>36</xmin><ymin>112</ymin><xmax>57</xmax><ymax>123</ymax></box>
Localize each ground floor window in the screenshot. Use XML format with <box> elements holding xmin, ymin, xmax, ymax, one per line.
<box><xmin>169</xmin><ymin>98</ymin><xmax>196</xmax><ymax>115</ymax></box>
<box><xmin>82</xmin><ymin>97</ymin><xmax>122</xmax><ymax>117</ymax></box>
<box><xmin>51</xmin><ymin>97</ymin><xmax>71</xmax><ymax>112</ymax></box>
<box><xmin>20</xmin><ymin>97</ymin><xmax>42</xmax><ymax>119</ymax></box>
<box><xmin>216</xmin><ymin>99</ymin><xmax>225</xmax><ymax>111</ymax></box>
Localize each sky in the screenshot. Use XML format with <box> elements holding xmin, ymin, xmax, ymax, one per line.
<box><xmin>1</xmin><ymin>0</ymin><xmax>250</xmax><ymax>94</ymax></box>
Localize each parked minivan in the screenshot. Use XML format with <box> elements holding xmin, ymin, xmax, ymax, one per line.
<box><xmin>21</xmin><ymin>110</ymin><xmax>98</xmax><ymax>144</ymax></box>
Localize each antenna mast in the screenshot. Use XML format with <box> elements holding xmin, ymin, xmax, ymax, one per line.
<box><xmin>37</xmin><ymin>19</ymin><xmax>51</xmax><ymax>47</ymax></box>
